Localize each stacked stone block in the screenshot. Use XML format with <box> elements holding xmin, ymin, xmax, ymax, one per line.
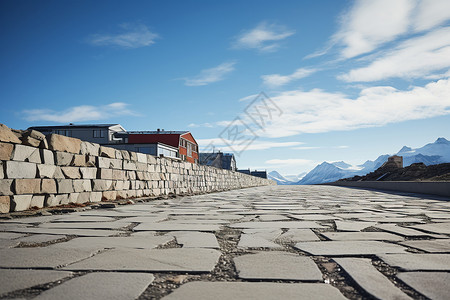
<box><xmin>0</xmin><ymin>124</ymin><xmax>275</xmax><ymax>213</ymax></box>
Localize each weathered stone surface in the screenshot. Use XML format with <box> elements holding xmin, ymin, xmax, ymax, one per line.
<box><xmin>123</xmin><ymin>160</ymin><xmax>137</xmax><ymax>170</ymax></box>
<box><xmin>30</xmin><ymin>195</ymin><xmax>45</xmax><ymax>208</ymax></box>
<box><xmin>73</xmin><ymin>179</ymin><xmax>92</xmax><ymax>192</ymax></box>
<box><xmin>53</xmin><ymin>166</ymin><xmax>65</xmax><ymax>179</ymax></box>
<box><xmin>0</xmin><ymin>161</ymin><xmax>3</xmax><ymax>179</ymax></box>
<box><xmin>6</xmin><ymin>227</ymin><xmax>122</xmax><ymax>237</ymax></box>
<box><xmin>136</xmin><ymin>152</ymin><xmax>147</xmax><ymax>163</ymax></box>
<box><xmin>295</xmin><ymin>241</ymin><xmax>407</xmax><ymax>256</ymax></box>
<box><xmin>41</xmin><ymin>179</ymin><xmax>57</xmax><ymax>194</ymax></box>
<box><xmin>47</xmin><ymin>134</ymin><xmax>81</xmax><ymax>154</ymax></box>
<box><xmin>231</xmin><ymin>221</ymin><xmax>324</xmax><ymax>229</ymax></box>
<box><xmin>71</xmin><ymin>154</ymin><xmax>87</xmax><ymax>166</ymax></box>
<box><xmin>408</xmin><ymin>222</ymin><xmax>450</xmax><ymax>235</ymax></box>
<box><xmin>37</xmin><ymin>164</ymin><xmax>56</xmax><ymax>178</ymax></box>
<box><xmin>0</xmin><ymin>246</ymin><xmax>101</xmax><ymax>268</ymax></box>
<box><xmin>334</xmin><ymin>221</ymin><xmax>377</xmax><ymax>231</ymax></box>
<box><xmin>98</xmin><ymin>168</ymin><xmax>113</xmax><ymax>179</ymax></box>
<box><xmin>102</xmin><ymin>191</ymin><xmax>117</xmax><ymax>201</ymax></box>
<box><xmin>57</xmin><ymin>179</ymin><xmax>74</xmax><ymax>193</ymax></box>
<box><xmin>397</xmin><ymin>272</ymin><xmax>449</xmax><ymax>300</ymax></box>
<box><xmin>80</xmin><ymin>167</ymin><xmax>97</xmax><ymax>179</ymax></box>
<box><xmin>34</xmin><ymin>272</ymin><xmax>154</xmax><ymax>300</ymax></box>
<box><xmin>120</xmin><ymin>150</ymin><xmax>130</xmax><ymax>160</ymax></box>
<box><xmin>334</xmin><ymin>258</ymin><xmax>411</xmax><ymax>300</ymax></box>
<box><xmin>277</xmin><ymin>229</ymin><xmax>320</xmax><ymax>242</ymax></box>
<box><xmin>0</xmin><ymin>269</ymin><xmax>72</xmax><ymax>296</ymax></box>
<box><xmin>12</xmin><ymin>144</ymin><xmax>41</xmax><ymax>163</ymax></box>
<box><xmin>0</xmin><ymin>179</ymin><xmax>13</xmax><ymax>196</ymax></box>
<box><xmin>234</xmin><ymin>252</ymin><xmax>322</xmax><ymax>281</ymax></box>
<box><xmin>172</xmin><ymin>231</ymin><xmax>219</xmax><ymax>248</ymax></box>
<box><xmin>378</xmin><ymin>254</ymin><xmax>450</xmax><ymax>271</ymax></box>
<box><xmin>100</xmin><ymin>146</ymin><xmax>116</xmax><ymax>158</ymax></box>
<box><xmin>321</xmin><ymin>232</ymin><xmax>403</xmax><ymax>241</ymax></box>
<box><xmin>0</xmin><ymin>196</ymin><xmax>10</xmax><ymax>213</ymax></box>
<box><xmin>80</xmin><ymin>141</ymin><xmax>100</xmax><ymax>156</ymax></box>
<box><xmin>61</xmin><ymin>166</ymin><xmax>81</xmax><ymax>179</ymax></box>
<box><xmin>162</xmin><ymin>282</ymin><xmax>347</xmax><ymax>300</ymax></box>
<box><xmin>11</xmin><ymin>195</ymin><xmax>33</xmax><ymax>211</ymax></box>
<box><xmin>46</xmin><ymin>194</ymin><xmax>69</xmax><ymax>206</ymax></box>
<box><xmin>64</xmin><ymin>248</ymin><xmax>221</xmax><ymax>272</ymax></box>
<box><xmin>90</xmin><ymin>191</ymin><xmax>102</xmax><ymax>202</ymax></box>
<box><xmin>55</xmin><ymin>151</ymin><xmax>74</xmax><ymax>166</ymax></box>
<box><xmin>40</xmin><ymin>149</ymin><xmax>54</xmax><ymax>164</ymax></box>
<box><xmin>39</xmin><ymin>221</ymin><xmax>130</xmax><ymax>230</ymax></box>
<box><xmin>14</xmin><ymin>178</ymin><xmax>41</xmax><ymax>194</ymax></box>
<box><xmin>0</xmin><ymin>124</ymin><xmax>21</xmax><ymax>143</ymax></box>
<box><xmin>0</xmin><ymin>142</ymin><xmax>14</xmax><ymax>160</ymax></box>
<box><xmin>92</xmin><ymin>180</ymin><xmax>113</xmax><ymax>191</ymax></box>
<box><xmin>133</xmin><ymin>223</ymin><xmax>221</xmax><ymax>232</ymax></box>
<box><xmin>5</xmin><ymin>161</ymin><xmax>36</xmax><ymax>178</ymax></box>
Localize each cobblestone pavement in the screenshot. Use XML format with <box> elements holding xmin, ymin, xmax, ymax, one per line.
<box><xmin>1</xmin><ymin>185</ymin><xmax>449</xmax><ymax>299</ymax></box>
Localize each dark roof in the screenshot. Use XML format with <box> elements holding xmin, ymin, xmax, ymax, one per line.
<box><xmin>199</xmin><ymin>152</ymin><xmax>235</xmax><ymax>170</ymax></box>
<box><xmin>29</xmin><ymin>124</ymin><xmax>120</xmax><ymax>130</ymax></box>
<box><xmin>127</xmin><ymin>131</ymin><xmax>189</xmax><ymax>135</ymax></box>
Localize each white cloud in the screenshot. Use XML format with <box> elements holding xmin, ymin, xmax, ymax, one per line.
<box><xmin>23</xmin><ymin>102</ymin><xmax>137</xmax><ymax>123</ymax></box>
<box><xmin>261</xmin><ymin>68</ymin><xmax>317</xmax><ymax>88</ymax></box>
<box><xmin>413</xmin><ymin>0</ymin><xmax>450</xmax><ymax>32</ymax></box>
<box><xmin>333</xmin><ymin>0</ymin><xmax>415</xmax><ymax>58</ymax></box>
<box><xmin>235</xmin><ymin>78</ymin><xmax>450</xmax><ymax>138</ymax></box>
<box><xmin>87</xmin><ymin>23</ymin><xmax>158</xmax><ymax>48</ymax></box>
<box><xmin>188</xmin><ymin>122</ymin><xmax>215</xmax><ymax>128</ymax></box>
<box><xmin>339</xmin><ymin>27</ymin><xmax>450</xmax><ymax>82</ymax></box>
<box><xmin>233</xmin><ymin>22</ymin><xmax>295</xmax><ymax>52</ymax></box>
<box><xmin>183</xmin><ymin>62</ymin><xmax>236</xmax><ymax>86</ymax></box>
<box><xmin>292</xmin><ymin>146</ymin><xmax>321</xmax><ymax>150</ymax></box>
<box><xmin>265</xmin><ymin>158</ymin><xmax>314</xmax><ymax>166</ymax></box>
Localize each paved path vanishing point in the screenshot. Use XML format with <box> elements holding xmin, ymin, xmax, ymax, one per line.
<box><xmin>0</xmin><ymin>185</ymin><xmax>449</xmax><ymax>300</ymax></box>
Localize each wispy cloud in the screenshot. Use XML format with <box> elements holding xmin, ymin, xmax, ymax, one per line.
<box><xmin>233</xmin><ymin>22</ymin><xmax>295</xmax><ymax>52</ymax></box>
<box><xmin>223</xmin><ymin>78</ymin><xmax>450</xmax><ymax>138</ymax></box>
<box><xmin>292</xmin><ymin>146</ymin><xmax>321</xmax><ymax>150</ymax></box>
<box><xmin>183</xmin><ymin>62</ymin><xmax>236</xmax><ymax>86</ymax></box>
<box><xmin>87</xmin><ymin>23</ymin><xmax>158</xmax><ymax>48</ymax></box>
<box><xmin>339</xmin><ymin>27</ymin><xmax>450</xmax><ymax>82</ymax></box>
<box><xmin>261</xmin><ymin>68</ymin><xmax>318</xmax><ymax>88</ymax></box>
<box><xmin>188</xmin><ymin>122</ymin><xmax>215</xmax><ymax>128</ymax></box>
<box><xmin>23</xmin><ymin>102</ymin><xmax>137</xmax><ymax>123</ymax></box>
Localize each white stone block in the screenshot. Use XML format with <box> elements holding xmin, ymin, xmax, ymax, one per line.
<box><xmin>37</xmin><ymin>164</ymin><xmax>56</xmax><ymax>178</ymax></box>
<box><xmin>6</xmin><ymin>161</ymin><xmax>36</xmax><ymax>179</ymax></box>
<box><xmin>40</xmin><ymin>149</ymin><xmax>55</xmax><ymax>165</ymax></box>
<box><xmin>11</xmin><ymin>195</ymin><xmax>32</xmax><ymax>211</ymax></box>
<box><xmin>30</xmin><ymin>195</ymin><xmax>45</xmax><ymax>208</ymax></box>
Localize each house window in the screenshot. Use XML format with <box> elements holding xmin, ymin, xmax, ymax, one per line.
<box><xmin>55</xmin><ymin>130</ymin><xmax>72</xmax><ymax>137</ymax></box>
<box><xmin>93</xmin><ymin>130</ymin><xmax>105</xmax><ymax>138</ymax></box>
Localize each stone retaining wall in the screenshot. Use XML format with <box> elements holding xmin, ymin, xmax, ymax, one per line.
<box><xmin>0</xmin><ymin>124</ymin><xmax>275</xmax><ymax>213</ymax></box>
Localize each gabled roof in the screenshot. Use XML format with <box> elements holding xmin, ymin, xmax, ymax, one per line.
<box><xmin>127</xmin><ymin>130</ymin><xmax>189</xmax><ymax>135</ymax></box>
<box><xmin>29</xmin><ymin>124</ymin><xmax>122</xmax><ymax>129</ymax></box>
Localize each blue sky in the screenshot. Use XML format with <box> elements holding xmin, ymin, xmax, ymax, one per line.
<box><xmin>1</xmin><ymin>0</ymin><xmax>450</xmax><ymax>175</ymax></box>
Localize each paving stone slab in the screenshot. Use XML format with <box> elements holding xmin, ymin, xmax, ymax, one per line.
<box><xmin>408</xmin><ymin>222</ymin><xmax>450</xmax><ymax>235</ymax></box>
<box><xmin>295</xmin><ymin>241</ymin><xmax>407</xmax><ymax>256</ymax></box>
<box><xmin>334</xmin><ymin>221</ymin><xmax>377</xmax><ymax>231</ymax></box>
<box><xmin>234</xmin><ymin>251</ymin><xmax>322</xmax><ymax>281</ymax></box>
<box><xmin>400</xmin><ymin>239</ymin><xmax>450</xmax><ymax>253</ymax></box>
<box><xmin>397</xmin><ymin>272</ymin><xmax>450</xmax><ymax>300</ymax></box>
<box><xmin>4</xmin><ymin>227</ymin><xmax>122</xmax><ymax>237</ymax></box>
<box><xmin>238</xmin><ymin>234</ymin><xmax>284</xmax><ymax>249</ymax></box>
<box><xmin>0</xmin><ymin>269</ymin><xmax>73</xmax><ymax>296</ymax></box>
<box><xmin>16</xmin><ymin>234</ymin><xmax>66</xmax><ymax>244</ymax></box>
<box><xmin>276</xmin><ymin>229</ymin><xmax>320</xmax><ymax>242</ymax></box>
<box><xmin>378</xmin><ymin>254</ymin><xmax>450</xmax><ymax>271</ymax></box>
<box><xmin>334</xmin><ymin>258</ymin><xmax>411</xmax><ymax>300</ymax></box>
<box><xmin>171</xmin><ymin>231</ymin><xmax>219</xmax><ymax>248</ymax></box>
<box><xmin>34</xmin><ymin>272</ymin><xmax>154</xmax><ymax>300</ymax></box>
<box><xmin>0</xmin><ymin>232</ymin><xmax>26</xmax><ymax>239</ymax></box>
<box><xmin>64</xmin><ymin>248</ymin><xmax>221</xmax><ymax>272</ymax></box>
<box><xmin>230</xmin><ymin>221</ymin><xmax>325</xmax><ymax>229</ymax></box>
<box><xmin>375</xmin><ymin>224</ymin><xmax>443</xmax><ymax>238</ymax></box>
<box><xmin>0</xmin><ymin>239</ymin><xmax>20</xmax><ymax>248</ymax></box>
<box><xmin>55</xmin><ymin>236</ymin><xmax>173</xmax><ymax>250</ymax></box>
<box><xmin>162</xmin><ymin>282</ymin><xmax>347</xmax><ymax>300</ymax></box>
<box><xmin>38</xmin><ymin>221</ymin><xmax>131</xmax><ymax>230</ymax></box>
<box><xmin>133</xmin><ymin>223</ymin><xmax>220</xmax><ymax>232</ymax></box>
<box><xmin>52</xmin><ymin>216</ymin><xmax>117</xmax><ymax>222</ymax></box>
<box><xmin>321</xmin><ymin>232</ymin><xmax>403</xmax><ymax>241</ymax></box>
<box><xmin>0</xmin><ymin>246</ymin><xmax>101</xmax><ymax>268</ymax></box>
<box><xmin>241</xmin><ymin>228</ymin><xmax>283</xmax><ymax>241</ymax></box>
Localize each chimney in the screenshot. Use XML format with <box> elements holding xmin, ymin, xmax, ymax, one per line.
<box><xmin>157</xmin><ymin>128</ymin><xmax>160</xmax><ymax>133</ymax></box>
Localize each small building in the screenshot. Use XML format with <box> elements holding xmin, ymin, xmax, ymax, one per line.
<box><xmin>238</xmin><ymin>169</ymin><xmax>268</xmax><ymax>179</ymax></box>
<box><xmin>199</xmin><ymin>152</ymin><xmax>237</xmax><ymax>171</ymax></box>
<box><xmin>382</xmin><ymin>155</ymin><xmax>403</xmax><ymax>169</ymax></box>
<box><xmin>28</xmin><ymin>124</ymin><xmax>126</xmax><ymax>144</ymax></box>
<box><xmin>28</xmin><ymin>125</ymin><xmax>199</xmax><ymax>163</ymax></box>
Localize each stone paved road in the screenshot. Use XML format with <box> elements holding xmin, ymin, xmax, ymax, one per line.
<box><xmin>1</xmin><ymin>185</ymin><xmax>449</xmax><ymax>299</ymax></box>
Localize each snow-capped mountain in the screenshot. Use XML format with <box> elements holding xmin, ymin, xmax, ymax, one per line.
<box><xmin>284</xmin><ymin>172</ymin><xmax>307</xmax><ymax>182</ymax></box>
<box><xmin>294</xmin><ymin>138</ymin><xmax>450</xmax><ymax>185</ymax></box>
<box><xmin>268</xmin><ymin>171</ymin><xmax>293</xmax><ymax>185</ymax></box>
